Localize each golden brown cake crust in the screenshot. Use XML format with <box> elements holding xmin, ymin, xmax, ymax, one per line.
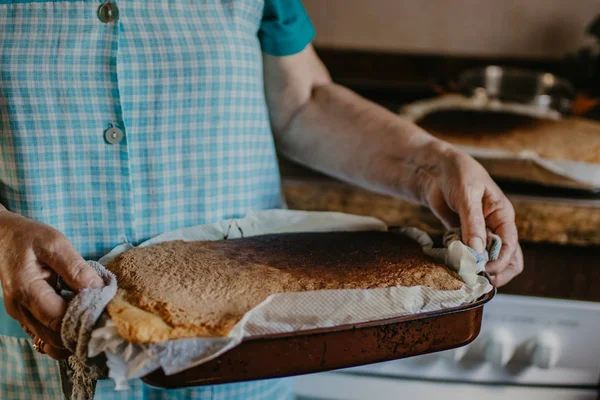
<box><xmin>106</xmin><ymin>232</ymin><xmax>464</xmax><ymax>343</ymax></box>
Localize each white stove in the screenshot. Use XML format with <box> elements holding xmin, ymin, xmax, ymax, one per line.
<box><xmin>296</xmin><ymin>294</ymin><xmax>600</xmax><ymax>399</ymax></box>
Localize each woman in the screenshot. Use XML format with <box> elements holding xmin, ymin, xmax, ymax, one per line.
<box><xmin>0</xmin><ymin>0</ymin><xmax>523</xmax><ymax>398</ymax></box>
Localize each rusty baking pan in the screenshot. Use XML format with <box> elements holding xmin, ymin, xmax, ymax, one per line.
<box><xmin>142</xmin><ymin>285</ymin><xmax>495</xmax><ymax>388</ymax></box>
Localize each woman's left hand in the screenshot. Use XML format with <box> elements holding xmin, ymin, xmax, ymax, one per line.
<box><xmin>417</xmin><ymin>145</ymin><xmax>523</xmax><ymax>287</ymax></box>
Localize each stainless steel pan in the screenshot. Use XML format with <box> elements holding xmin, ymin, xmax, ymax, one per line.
<box><xmin>456</xmin><ymin>66</ymin><xmax>575</xmax><ymax>115</ymax></box>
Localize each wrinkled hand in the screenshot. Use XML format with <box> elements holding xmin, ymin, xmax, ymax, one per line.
<box><xmin>418</xmin><ymin>146</ymin><xmax>523</xmax><ymax>286</ymax></box>
<box><xmin>0</xmin><ymin>210</ymin><xmax>103</xmax><ymax>359</ymax></box>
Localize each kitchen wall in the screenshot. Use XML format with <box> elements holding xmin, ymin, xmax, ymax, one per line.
<box><xmin>303</xmin><ymin>0</ymin><xmax>598</xmax><ymax>58</ymax></box>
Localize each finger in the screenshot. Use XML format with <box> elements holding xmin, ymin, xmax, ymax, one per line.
<box><xmin>491</xmin><ymin>247</ymin><xmax>523</xmax><ymax>287</ymax></box>
<box><xmin>39</xmin><ymin>341</ymin><xmax>71</xmax><ymax>360</ymax></box>
<box><xmin>19</xmin><ymin>322</ymin><xmax>35</xmax><ymax>339</ymax></box>
<box><xmin>457</xmin><ymin>191</ymin><xmax>487</xmax><ymax>254</ymax></box>
<box><xmin>484</xmin><ymin>227</ymin><xmax>518</xmax><ymax>275</ymax></box>
<box><xmin>35</xmin><ymin>237</ymin><xmax>103</xmax><ymax>290</ymax></box>
<box><xmin>426</xmin><ymin>188</ymin><xmax>461</xmax><ymax>228</ymax></box>
<box><xmin>484</xmin><ymin>222</ymin><xmax>517</xmax><ymax>275</ymax></box>
<box><xmin>27</xmin><ymin>332</ymin><xmax>71</xmax><ymax>360</ymax></box>
<box><xmin>490</xmin><ymin>245</ymin><xmax>524</xmax><ymax>287</ymax></box>
<box><xmin>23</xmin><ymin>277</ymin><xmax>68</xmax><ymax>333</ymax></box>
<box><xmin>20</xmin><ymin>322</ymin><xmax>67</xmax><ymax>358</ymax></box>
<box><xmin>21</xmin><ymin>308</ymin><xmax>66</xmax><ymax>350</ymax></box>
<box><xmin>483</xmin><ymin>192</ymin><xmax>518</xmax><ymax>272</ymax></box>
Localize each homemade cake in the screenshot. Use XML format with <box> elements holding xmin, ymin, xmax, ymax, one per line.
<box><xmin>106</xmin><ymin>231</ymin><xmax>464</xmax><ymax>343</ymax></box>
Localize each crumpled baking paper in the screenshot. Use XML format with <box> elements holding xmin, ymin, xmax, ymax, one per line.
<box><xmin>87</xmin><ymin>210</ymin><xmax>493</xmax><ymax>390</ymax></box>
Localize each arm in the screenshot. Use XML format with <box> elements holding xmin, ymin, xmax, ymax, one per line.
<box><xmin>264</xmin><ymin>45</ymin><xmax>523</xmax><ymax>286</ymax></box>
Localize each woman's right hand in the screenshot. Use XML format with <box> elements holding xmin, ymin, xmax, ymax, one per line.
<box><xmin>0</xmin><ymin>209</ymin><xmax>103</xmax><ymax>359</ymax></box>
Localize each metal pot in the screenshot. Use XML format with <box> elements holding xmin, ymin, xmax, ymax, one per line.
<box><xmin>456</xmin><ymin>66</ymin><xmax>575</xmax><ymax>115</ymax></box>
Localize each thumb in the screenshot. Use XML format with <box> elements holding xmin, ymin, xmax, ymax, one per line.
<box><xmin>457</xmin><ymin>196</ymin><xmax>487</xmax><ymax>254</ymax></box>
<box><xmin>37</xmin><ymin>238</ymin><xmax>104</xmax><ymax>290</ymax></box>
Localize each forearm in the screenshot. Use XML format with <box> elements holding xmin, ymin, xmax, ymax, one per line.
<box><xmin>274</xmin><ymin>82</ymin><xmax>454</xmax><ymax>204</ymax></box>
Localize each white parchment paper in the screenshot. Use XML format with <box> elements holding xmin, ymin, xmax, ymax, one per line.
<box><xmin>87</xmin><ymin>210</ymin><xmax>493</xmax><ymax>390</ymax></box>
<box><xmin>399</xmin><ymin>94</ymin><xmax>600</xmax><ymax>189</ymax></box>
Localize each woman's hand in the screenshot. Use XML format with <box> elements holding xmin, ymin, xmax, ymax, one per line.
<box><xmin>0</xmin><ymin>210</ymin><xmax>103</xmax><ymax>359</ymax></box>
<box><xmin>418</xmin><ymin>144</ymin><xmax>524</xmax><ymax>287</ymax></box>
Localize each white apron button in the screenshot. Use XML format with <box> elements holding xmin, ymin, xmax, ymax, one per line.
<box><xmin>104</xmin><ymin>127</ymin><xmax>124</xmax><ymax>144</ymax></box>
<box><xmin>97</xmin><ymin>2</ymin><xmax>119</xmax><ymax>23</ymax></box>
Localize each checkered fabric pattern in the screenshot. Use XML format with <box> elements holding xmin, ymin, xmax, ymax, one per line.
<box><xmin>0</xmin><ymin>336</ymin><xmax>295</xmax><ymax>400</ymax></box>
<box><xmin>0</xmin><ymin>0</ymin><xmax>282</xmax><ymax>261</ymax></box>
<box><xmin>0</xmin><ymin>333</ymin><xmax>295</xmax><ymax>399</ymax></box>
<box><xmin>0</xmin><ymin>335</ymin><xmax>63</xmax><ymax>400</ymax></box>
<box><xmin>0</xmin><ymin>0</ymin><xmax>312</xmax><ymax>398</ymax></box>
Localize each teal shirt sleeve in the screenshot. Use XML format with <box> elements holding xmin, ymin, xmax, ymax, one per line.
<box><xmin>259</xmin><ymin>0</ymin><xmax>316</xmax><ymax>56</ymax></box>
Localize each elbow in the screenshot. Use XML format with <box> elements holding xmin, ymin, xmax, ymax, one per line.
<box><xmin>266</xmin><ymin>45</ymin><xmax>332</xmax><ymax>148</ymax></box>
<box><xmin>272</xmin><ymin>81</ymin><xmax>332</xmax><ymax>141</ymax></box>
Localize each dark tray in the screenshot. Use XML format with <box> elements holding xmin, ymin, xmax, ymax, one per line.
<box><xmin>142</xmin><ymin>287</ymin><xmax>495</xmax><ymax>388</ymax></box>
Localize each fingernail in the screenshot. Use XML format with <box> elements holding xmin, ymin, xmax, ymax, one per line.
<box><xmin>469</xmin><ymin>237</ymin><xmax>485</xmax><ymax>254</ymax></box>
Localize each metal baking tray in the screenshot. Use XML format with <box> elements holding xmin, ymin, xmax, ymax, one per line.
<box><xmin>142</xmin><ymin>285</ymin><xmax>495</xmax><ymax>389</ymax></box>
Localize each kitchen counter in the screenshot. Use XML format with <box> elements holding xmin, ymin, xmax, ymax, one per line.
<box><xmin>282</xmin><ymin>177</ymin><xmax>600</xmax><ymax>247</ymax></box>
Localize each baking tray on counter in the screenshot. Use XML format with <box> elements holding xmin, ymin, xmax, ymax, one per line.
<box><xmin>142</xmin><ymin>283</ymin><xmax>495</xmax><ymax>389</ymax></box>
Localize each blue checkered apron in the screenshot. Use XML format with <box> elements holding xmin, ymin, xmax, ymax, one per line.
<box><xmin>0</xmin><ymin>0</ymin><xmax>297</xmax><ymax>398</ymax></box>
